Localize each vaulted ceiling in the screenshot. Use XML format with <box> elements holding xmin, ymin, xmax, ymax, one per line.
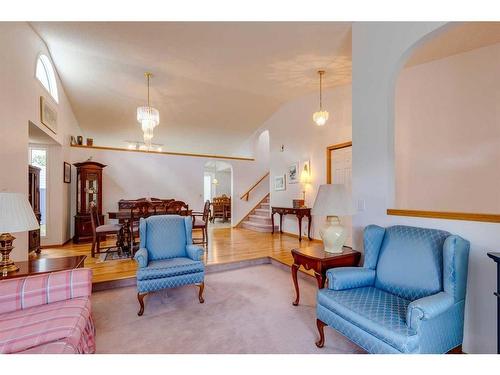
<box><xmin>31</xmin><ymin>22</ymin><xmax>352</xmax><ymax>155</ymax></box>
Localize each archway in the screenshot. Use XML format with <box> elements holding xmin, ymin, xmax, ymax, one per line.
<box><xmin>203</xmin><ymin>160</ymin><xmax>233</xmax><ymax>227</ymax></box>
<box><xmin>393</xmin><ymin>22</ymin><xmax>500</xmax><ymax>215</ymax></box>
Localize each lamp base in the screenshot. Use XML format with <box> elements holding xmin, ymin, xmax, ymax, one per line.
<box><xmin>319</xmin><ymin>216</ymin><xmax>347</xmax><ymax>253</ymax></box>
<box><xmin>0</xmin><ymin>233</ymin><xmax>19</xmax><ymax>274</ymax></box>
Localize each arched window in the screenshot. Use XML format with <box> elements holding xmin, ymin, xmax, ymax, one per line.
<box><xmin>36</xmin><ymin>54</ymin><xmax>59</xmax><ymax>103</ymax></box>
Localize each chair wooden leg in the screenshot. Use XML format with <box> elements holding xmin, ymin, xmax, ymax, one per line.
<box><xmin>137</xmin><ymin>293</ymin><xmax>147</xmax><ymax>316</ymax></box>
<box><xmin>196</xmin><ymin>282</ymin><xmax>205</xmax><ymax>303</ymax></box>
<box><xmin>205</xmin><ymin>226</ymin><xmax>208</xmax><ymax>246</ymax></box>
<box><xmin>91</xmin><ymin>235</ymin><xmax>96</xmax><ymax>258</ymax></box>
<box><xmin>447</xmin><ymin>345</ymin><xmax>463</xmax><ymax>354</ymax></box>
<box><xmin>315</xmin><ymin>319</ymin><xmax>327</xmax><ymax>348</ymax></box>
<box><xmin>96</xmin><ymin>234</ymin><xmax>101</xmax><ymax>256</ymax></box>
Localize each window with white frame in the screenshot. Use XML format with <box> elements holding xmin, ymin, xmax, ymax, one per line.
<box><xmin>35</xmin><ymin>54</ymin><xmax>59</xmax><ymax>103</ymax></box>
<box><xmin>29</xmin><ymin>147</ymin><xmax>48</xmax><ymax>237</ymax></box>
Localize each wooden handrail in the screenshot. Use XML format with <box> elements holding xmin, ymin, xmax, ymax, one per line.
<box><xmin>240</xmin><ymin>172</ymin><xmax>270</xmax><ymax>201</ymax></box>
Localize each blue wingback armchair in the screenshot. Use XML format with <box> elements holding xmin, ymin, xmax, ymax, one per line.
<box><xmin>316</xmin><ymin>225</ymin><xmax>470</xmax><ymax>353</ymax></box>
<box><xmin>134</xmin><ymin>215</ymin><xmax>205</xmax><ymax>316</ymax></box>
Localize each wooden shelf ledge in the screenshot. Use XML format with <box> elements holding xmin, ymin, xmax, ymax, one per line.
<box><xmin>70</xmin><ymin>144</ymin><xmax>254</xmax><ymax>161</ymax></box>
<box><xmin>387</xmin><ymin>209</ymin><xmax>500</xmax><ymax>223</ymax></box>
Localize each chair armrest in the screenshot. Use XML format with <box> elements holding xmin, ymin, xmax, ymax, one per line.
<box><xmin>406</xmin><ymin>292</ymin><xmax>455</xmax><ymax>331</ymax></box>
<box><xmin>327</xmin><ymin>267</ymin><xmax>376</xmax><ymax>290</ymax></box>
<box><xmin>186</xmin><ymin>244</ymin><xmax>204</xmax><ymax>261</ymax></box>
<box><xmin>134</xmin><ymin>248</ymin><xmax>149</xmax><ymax>268</ymax></box>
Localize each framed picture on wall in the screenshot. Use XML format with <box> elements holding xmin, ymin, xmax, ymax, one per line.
<box><xmin>287</xmin><ymin>163</ymin><xmax>299</xmax><ymax>184</ymax></box>
<box><xmin>63</xmin><ymin>162</ymin><xmax>71</xmax><ymax>183</ymax></box>
<box><xmin>40</xmin><ymin>96</ymin><xmax>58</xmax><ymax>134</ymax></box>
<box><xmin>274</xmin><ymin>174</ymin><xmax>286</xmax><ymax>191</ymax></box>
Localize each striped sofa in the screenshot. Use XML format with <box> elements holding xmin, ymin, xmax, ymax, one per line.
<box><xmin>0</xmin><ymin>268</ymin><xmax>95</xmax><ymax>354</ymax></box>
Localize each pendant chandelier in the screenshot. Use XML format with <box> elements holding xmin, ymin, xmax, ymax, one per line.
<box><xmin>312</xmin><ymin>70</ymin><xmax>329</xmax><ymax>126</ymax></box>
<box><xmin>137</xmin><ymin>72</ymin><xmax>159</xmax><ymax>149</ymax></box>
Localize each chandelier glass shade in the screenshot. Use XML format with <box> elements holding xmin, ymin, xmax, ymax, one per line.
<box><xmin>137</xmin><ymin>73</ymin><xmax>159</xmax><ymax>148</ymax></box>
<box><xmin>313</xmin><ymin>110</ymin><xmax>329</xmax><ymax>126</ymax></box>
<box><xmin>313</xmin><ymin>70</ymin><xmax>329</xmax><ymax>126</ymax></box>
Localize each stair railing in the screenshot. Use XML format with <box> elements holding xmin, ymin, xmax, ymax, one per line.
<box><xmin>240</xmin><ymin>172</ymin><xmax>269</xmax><ymax>201</ymax></box>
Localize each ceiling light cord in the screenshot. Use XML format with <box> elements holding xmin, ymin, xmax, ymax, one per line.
<box><xmin>145</xmin><ymin>72</ymin><xmax>152</xmax><ymax>107</ymax></box>
<box><xmin>319</xmin><ymin>70</ymin><xmax>324</xmax><ymax>110</ymax></box>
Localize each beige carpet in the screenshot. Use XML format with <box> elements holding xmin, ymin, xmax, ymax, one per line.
<box><xmin>92</xmin><ymin>264</ymin><xmax>364</xmax><ymax>354</ymax></box>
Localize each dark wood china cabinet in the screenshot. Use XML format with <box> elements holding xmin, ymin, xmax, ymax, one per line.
<box><xmin>28</xmin><ymin>165</ymin><xmax>41</xmax><ymax>253</ymax></box>
<box><xmin>73</xmin><ymin>161</ymin><xmax>106</xmax><ymax>243</ymax></box>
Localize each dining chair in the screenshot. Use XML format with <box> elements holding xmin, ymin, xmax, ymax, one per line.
<box><xmin>130</xmin><ymin>201</ymin><xmax>151</xmax><ymax>252</ymax></box>
<box><xmin>89</xmin><ymin>202</ymin><xmax>123</xmax><ymax>257</ymax></box>
<box><xmin>210</xmin><ymin>199</ymin><xmax>223</xmax><ymax>222</ymax></box>
<box><xmin>165</xmin><ymin>200</ymin><xmax>189</xmax><ymax>215</ymax></box>
<box><xmin>224</xmin><ymin>198</ymin><xmax>231</xmax><ymax>222</ymax></box>
<box><xmin>192</xmin><ymin>200</ymin><xmax>210</xmax><ymax>246</ymax></box>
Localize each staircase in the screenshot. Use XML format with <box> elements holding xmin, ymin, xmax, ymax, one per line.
<box><xmin>241</xmin><ymin>195</ymin><xmax>278</xmax><ymax>233</ymax></box>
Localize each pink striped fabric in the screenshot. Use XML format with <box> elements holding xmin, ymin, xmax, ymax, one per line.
<box><xmin>0</xmin><ymin>297</ymin><xmax>95</xmax><ymax>354</ymax></box>
<box><xmin>0</xmin><ymin>269</ymin><xmax>92</xmax><ymax>315</ymax></box>
<box><xmin>0</xmin><ymin>269</ymin><xmax>95</xmax><ymax>354</ymax></box>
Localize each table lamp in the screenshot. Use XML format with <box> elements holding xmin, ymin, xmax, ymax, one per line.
<box><xmin>300</xmin><ymin>164</ymin><xmax>311</xmax><ymax>207</ymax></box>
<box><xmin>311</xmin><ymin>184</ymin><xmax>355</xmax><ymax>253</ymax></box>
<box><xmin>0</xmin><ymin>192</ymin><xmax>39</xmax><ymax>273</ymax></box>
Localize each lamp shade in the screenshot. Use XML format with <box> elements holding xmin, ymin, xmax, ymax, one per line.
<box><xmin>0</xmin><ymin>193</ymin><xmax>39</xmax><ymax>233</ymax></box>
<box><xmin>311</xmin><ymin>184</ymin><xmax>355</xmax><ymax>217</ymax></box>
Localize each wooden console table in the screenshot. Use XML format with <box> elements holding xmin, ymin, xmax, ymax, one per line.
<box><xmin>0</xmin><ymin>255</ymin><xmax>86</xmax><ymax>280</ymax></box>
<box><xmin>291</xmin><ymin>245</ymin><xmax>360</xmax><ymax>306</ymax></box>
<box><xmin>487</xmin><ymin>252</ymin><xmax>500</xmax><ymax>354</ymax></box>
<box><xmin>271</xmin><ymin>206</ymin><xmax>312</xmax><ymax>241</ymax></box>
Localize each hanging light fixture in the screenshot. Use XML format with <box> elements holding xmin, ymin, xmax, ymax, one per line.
<box><xmin>212</xmin><ymin>161</ymin><xmax>219</xmax><ymax>185</ymax></box>
<box><xmin>137</xmin><ymin>72</ymin><xmax>159</xmax><ymax>149</ymax></box>
<box><xmin>312</xmin><ymin>70</ymin><xmax>329</xmax><ymax>126</ymax></box>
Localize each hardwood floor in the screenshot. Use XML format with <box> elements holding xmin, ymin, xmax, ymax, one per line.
<box><xmin>37</xmin><ymin>226</ymin><xmax>318</xmax><ymax>284</ymax></box>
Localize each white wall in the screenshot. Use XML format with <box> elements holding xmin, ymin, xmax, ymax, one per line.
<box><xmin>258</xmin><ymin>85</ymin><xmax>352</xmax><ymax>240</ymax></box>
<box><xmin>396</xmin><ymin>43</ymin><xmax>500</xmax><ymax>213</ymax></box>
<box><xmin>0</xmin><ymin>22</ymin><xmax>83</xmax><ymax>257</ymax></box>
<box><xmin>213</xmin><ymin>170</ymin><xmax>232</xmax><ymax>198</ymax></box>
<box><xmin>69</xmin><ymin>147</ymin><xmax>264</xmax><ymax>231</ymax></box>
<box><xmin>352</xmin><ymin>22</ymin><xmax>498</xmax><ymax>353</ymax></box>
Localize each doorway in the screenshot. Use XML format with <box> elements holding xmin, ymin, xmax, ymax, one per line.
<box><xmin>326</xmin><ymin>141</ymin><xmax>352</xmax><ymax>246</ymax></box>
<box><xmin>29</xmin><ymin>147</ymin><xmax>47</xmax><ymax>237</ymax></box>
<box><xmin>203</xmin><ymin>161</ymin><xmax>232</xmax><ymax>227</ymax></box>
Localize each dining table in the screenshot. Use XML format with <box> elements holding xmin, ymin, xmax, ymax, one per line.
<box><xmin>107</xmin><ymin>209</ymin><xmax>193</xmax><ymax>256</ymax></box>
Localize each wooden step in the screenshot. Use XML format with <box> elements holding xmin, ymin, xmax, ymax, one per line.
<box><xmin>241</xmin><ymin>221</ymin><xmax>278</xmax><ymax>233</ymax></box>
<box><xmin>254</xmin><ymin>208</ymin><xmax>270</xmax><ymax>216</ymax></box>
<box><xmin>248</xmin><ymin>215</ymin><xmax>272</xmax><ymax>224</ymax></box>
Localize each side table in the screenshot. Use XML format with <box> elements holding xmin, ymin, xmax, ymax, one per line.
<box><xmin>271</xmin><ymin>206</ymin><xmax>312</xmax><ymax>241</ymax></box>
<box><xmin>0</xmin><ymin>255</ymin><xmax>86</xmax><ymax>280</ymax></box>
<box><xmin>291</xmin><ymin>244</ymin><xmax>360</xmax><ymax>306</ymax></box>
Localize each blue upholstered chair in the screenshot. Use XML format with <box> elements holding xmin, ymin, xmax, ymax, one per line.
<box><xmin>133</xmin><ymin>215</ymin><xmax>205</xmax><ymax>316</ymax></box>
<box><xmin>316</xmin><ymin>225</ymin><xmax>470</xmax><ymax>353</ymax></box>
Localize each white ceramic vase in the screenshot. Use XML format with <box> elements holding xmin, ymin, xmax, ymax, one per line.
<box><xmin>319</xmin><ymin>216</ymin><xmax>346</xmax><ymax>253</ymax></box>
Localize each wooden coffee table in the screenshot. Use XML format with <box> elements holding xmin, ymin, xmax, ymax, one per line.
<box><xmin>291</xmin><ymin>244</ymin><xmax>360</xmax><ymax>306</ymax></box>
<box><xmin>0</xmin><ymin>255</ymin><xmax>86</xmax><ymax>280</ymax></box>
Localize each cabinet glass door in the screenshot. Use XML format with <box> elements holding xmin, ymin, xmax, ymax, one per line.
<box><xmin>85</xmin><ymin>173</ymin><xmax>99</xmax><ymax>212</ymax></box>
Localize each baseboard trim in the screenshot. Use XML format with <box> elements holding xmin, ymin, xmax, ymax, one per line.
<box><xmin>40</xmin><ymin>238</ymin><xmax>72</xmax><ymax>249</ymax></box>
<box><xmin>280</xmin><ymin>231</ymin><xmax>321</xmax><ymax>243</ymax></box>
<box><xmin>92</xmin><ymin>256</ymin><xmax>315</xmax><ymax>292</ymax></box>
